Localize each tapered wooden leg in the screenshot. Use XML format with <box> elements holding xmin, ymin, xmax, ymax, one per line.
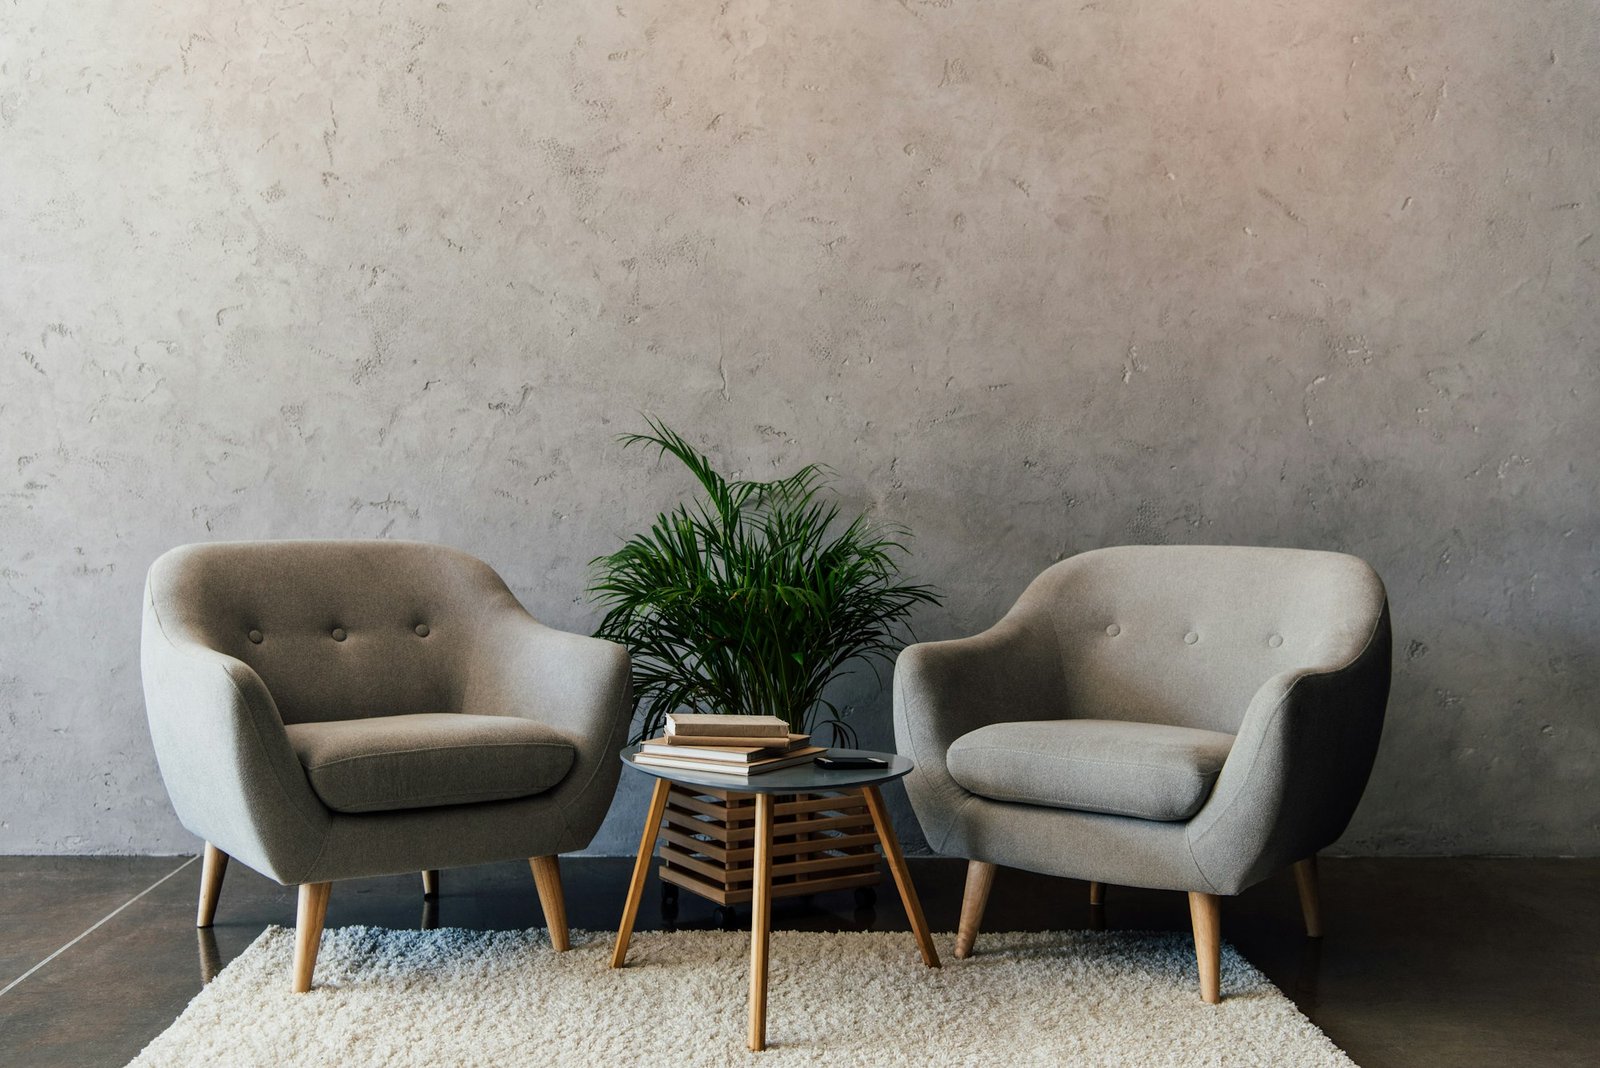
<box><xmin>292</xmin><ymin>881</ymin><xmax>332</xmax><ymax>993</ymax></box>
<box><xmin>530</xmin><ymin>855</ymin><xmax>570</xmax><ymax>952</ymax></box>
<box><xmin>748</xmin><ymin>793</ymin><xmax>774</xmax><ymax>1053</ymax></box>
<box><xmin>196</xmin><ymin>843</ymin><xmax>228</xmax><ymax>928</ymax></box>
<box><xmin>421</xmin><ymin>870</ymin><xmax>439</xmax><ymax>899</ymax></box>
<box><xmin>1188</xmin><ymin>891</ymin><xmax>1222</xmax><ymax>1004</ymax></box>
<box><xmin>1293</xmin><ymin>857</ymin><xmax>1323</xmax><ymax>938</ymax></box>
<box><xmin>955</xmin><ymin>860</ymin><xmax>995</xmax><ymax>959</ymax></box>
<box><xmin>611</xmin><ymin>777</ymin><xmax>673</xmax><ymax>969</ymax></box>
<box><xmin>861</xmin><ymin>785</ymin><xmax>940</xmax><ymax>968</ymax></box>
<box><xmin>1088</xmin><ymin>881</ymin><xmax>1105</xmax><ymax>906</ymax></box>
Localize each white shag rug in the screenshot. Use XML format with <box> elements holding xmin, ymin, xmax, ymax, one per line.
<box><xmin>129</xmin><ymin>927</ymin><xmax>1353</xmax><ymax>1067</ymax></box>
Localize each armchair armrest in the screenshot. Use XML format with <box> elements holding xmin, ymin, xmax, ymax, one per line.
<box><xmin>1186</xmin><ymin>603</ymin><xmax>1392</xmax><ymax>894</ymax></box>
<box><xmin>893</xmin><ymin>613</ymin><xmax>1064</xmax><ymax>852</ymax></box>
<box><xmin>141</xmin><ymin>601</ymin><xmax>331</xmax><ymax>884</ymax></box>
<box><xmin>462</xmin><ymin>608</ymin><xmax>632</xmax><ymax>850</ymax></box>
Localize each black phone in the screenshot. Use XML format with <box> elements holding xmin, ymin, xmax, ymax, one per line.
<box><xmin>814</xmin><ymin>754</ymin><xmax>889</xmax><ymax>770</ymax></box>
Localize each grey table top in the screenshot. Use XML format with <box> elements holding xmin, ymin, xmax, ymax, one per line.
<box><xmin>619</xmin><ymin>745</ymin><xmax>913</xmax><ymax>794</ymax></box>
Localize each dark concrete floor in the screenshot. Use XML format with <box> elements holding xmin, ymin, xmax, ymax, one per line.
<box><xmin>0</xmin><ymin>855</ymin><xmax>1595</xmax><ymax>1067</ymax></box>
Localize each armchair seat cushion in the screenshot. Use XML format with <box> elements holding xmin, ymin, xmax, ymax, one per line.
<box><xmin>284</xmin><ymin>713</ymin><xmax>575</xmax><ymax>814</ymax></box>
<box><xmin>946</xmin><ymin>719</ymin><xmax>1235</xmax><ymax>822</ymax></box>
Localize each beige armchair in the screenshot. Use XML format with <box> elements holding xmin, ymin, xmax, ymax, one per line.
<box><xmin>141</xmin><ymin>540</ymin><xmax>631</xmax><ymax>991</ymax></box>
<box><xmin>894</xmin><ymin>545</ymin><xmax>1390</xmax><ymax>1002</ymax></box>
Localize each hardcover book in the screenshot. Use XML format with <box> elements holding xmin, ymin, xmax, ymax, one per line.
<box><xmin>662</xmin><ymin>732</ymin><xmax>809</xmax><ymax>749</ymax></box>
<box><xmin>633</xmin><ymin>746</ymin><xmax>827</xmax><ymax>777</ymax></box>
<box><xmin>665</xmin><ymin>713</ymin><xmax>790</xmax><ymax>739</ymax></box>
<box><xmin>641</xmin><ymin>734</ymin><xmax>810</xmax><ymax>763</ymax></box>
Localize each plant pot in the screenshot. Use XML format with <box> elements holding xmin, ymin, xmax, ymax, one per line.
<box><xmin>656</xmin><ymin>783</ymin><xmax>884</xmax><ymax>906</ymax></box>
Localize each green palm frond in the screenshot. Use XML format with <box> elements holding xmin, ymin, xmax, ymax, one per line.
<box><xmin>591</xmin><ymin>422</ymin><xmax>941</xmax><ymax>745</ymax></box>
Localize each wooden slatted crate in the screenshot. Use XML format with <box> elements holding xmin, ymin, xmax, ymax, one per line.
<box><xmin>657</xmin><ymin>784</ymin><xmax>883</xmax><ymax>906</ymax></box>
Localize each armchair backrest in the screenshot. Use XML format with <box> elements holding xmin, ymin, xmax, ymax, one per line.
<box><xmin>1015</xmin><ymin>545</ymin><xmax>1387</xmax><ymax>734</ymax></box>
<box><xmin>145</xmin><ymin>540</ymin><xmax>523</xmax><ymax>723</ymax></box>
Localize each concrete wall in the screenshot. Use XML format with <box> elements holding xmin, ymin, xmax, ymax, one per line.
<box><xmin>2</xmin><ymin>1</ymin><xmax>1595</xmax><ymax>857</ymax></box>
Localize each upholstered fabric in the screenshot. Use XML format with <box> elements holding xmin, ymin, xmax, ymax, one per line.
<box><xmin>894</xmin><ymin>545</ymin><xmax>1391</xmax><ymax>896</ymax></box>
<box><xmin>284</xmin><ymin>714</ymin><xmax>575</xmax><ymax>814</ymax></box>
<box><xmin>142</xmin><ymin>540</ymin><xmax>511</xmax><ymax>725</ymax></box>
<box><xmin>141</xmin><ymin>540</ymin><xmax>632</xmax><ymax>884</ymax></box>
<box><xmin>947</xmin><ymin>719</ymin><xmax>1234</xmax><ymax>822</ymax></box>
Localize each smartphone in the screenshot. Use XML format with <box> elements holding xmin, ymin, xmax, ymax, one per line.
<box><xmin>814</xmin><ymin>754</ymin><xmax>889</xmax><ymax>770</ymax></box>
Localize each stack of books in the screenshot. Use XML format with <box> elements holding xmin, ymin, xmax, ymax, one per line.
<box><xmin>633</xmin><ymin>714</ymin><xmax>826</xmax><ymax>778</ymax></box>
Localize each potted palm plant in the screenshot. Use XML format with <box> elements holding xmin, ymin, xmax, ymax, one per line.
<box><xmin>590</xmin><ymin>419</ymin><xmax>940</xmax><ymax>746</ymax></box>
<box><xmin>590</xmin><ymin>419</ymin><xmax>940</xmax><ymax>912</ymax></box>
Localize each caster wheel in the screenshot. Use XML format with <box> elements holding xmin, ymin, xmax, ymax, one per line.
<box><xmin>714</xmin><ymin>906</ymin><xmax>739</xmax><ymax>930</ymax></box>
<box><xmin>854</xmin><ymin>887</ymin><xmax>877</xmax><ymax>907</ymax></box>
<box><xmin>660</xmin><ymin>883</ymin><xmax>679</xmax><ymax>906</ymax></box>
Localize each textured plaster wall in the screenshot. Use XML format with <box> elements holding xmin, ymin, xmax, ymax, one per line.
<box><xmin>1</xmin><ymin>1</ymin><xmax>1596</xmax><ymax>857</ymax></box>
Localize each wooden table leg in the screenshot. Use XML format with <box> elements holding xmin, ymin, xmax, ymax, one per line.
<box><xmin>861</xmin><ymin>785</ymin><xmax>941</xmax><ymax>968</ymax></box>
<box><xmin>610</xmin><ymin>777</ymin><xmax>672</xmax><ymax>969</ymax></box>
<box><xmin>748</xmin><ymin>792</ymin><xmax>774</xmax><ymax>1052</ymax></box>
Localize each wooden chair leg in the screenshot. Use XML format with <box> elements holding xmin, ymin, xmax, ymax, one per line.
<box><xmin>421</xmin><ymin>870</ymin><xmax>440</xmax><ymax>899</ymax></box>
<box><xmin>196</xmin><ymin>843</ymin><xmax>228</xmax><ymax>928</ymax></box>
<box><xmin>1293</xmin><ymin>857</ymin><xmax>1323</xmax><ymax>938</ymax></box>
<box><xmin>955</xmin><ymin>860</ymin><xmax>996</xmax><ymax>959</ymax></box>
<box><xmin>292</xmin><ymin>881</ymin><xmax>332</xmax><ymax>993</ymax></box>
<box><xmin>1188</xmin><ymin>891</ymin><xmax>1222</xmax><ymax>1004</ymax></box>
<box><xmin>1088</xmin><ymin>880</ymin><xmax>1105</xmax><ymax>907</ymax></box>
<box><xmin>530</xmin><ymin>855</ymin><xmax>570</xmax><ymax>952</ymax></box>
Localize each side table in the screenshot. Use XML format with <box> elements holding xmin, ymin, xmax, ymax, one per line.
<box><xmin>608</xmin><ymin>746</ymin><xmax>940</xmax><ymax>1052</ymax></box>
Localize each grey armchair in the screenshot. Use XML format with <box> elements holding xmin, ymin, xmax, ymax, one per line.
<box><xmin>141</xmin><ymin>540</ymin><xmax>631</xmax><ymax>991</ymax></box>
<box><xmin>894</xmin><ymin>545</ymin><xmax>1390</xmax><ymax>1002</ymax></box>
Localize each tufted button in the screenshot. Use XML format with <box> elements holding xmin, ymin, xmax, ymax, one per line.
<box><xmin>414</xmin><ymin>623</ymin><xmax>430</xmax><ymax>638</ymax></box>
<box><xmin>1183</xmin><ymin>631</ymin><xmax>1199</xmax><ymax>645</ymax></box>
<box><xmin>1268</xmin><ymin>634</ymin><xmax>1284</xmax><ymax>648</ymax></box>
<box><xmin>331</xmin><ymin>627</ymin><xmax>347</xmax><ymax>642</ymax></box>
<box><xmin>1105</xmin><ymin>624</ymin><xmax>1121</xmax><ymax>637</ymax></box>
<box><xmin>248</xmin><ymin>629</ymin><xmax>263</xmax><ymax>645</ymax></box>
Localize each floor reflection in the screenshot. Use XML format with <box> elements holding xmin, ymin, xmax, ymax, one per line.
<box><xmin>195</xmin><ymin>928</ymin><xmax>221</xmax><ymax>985</ymax></box>
<box><xmin>1289</xmin><ymin>935</ymin><xmax>1322</xmax><ymax>1013</ymax></box>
